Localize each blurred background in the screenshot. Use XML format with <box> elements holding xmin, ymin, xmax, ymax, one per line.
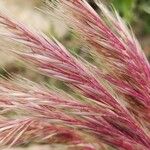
<box><xmin>0</xmin><ymin>0</ymin><xmax>150</xmax><ymax>149</ymax></box>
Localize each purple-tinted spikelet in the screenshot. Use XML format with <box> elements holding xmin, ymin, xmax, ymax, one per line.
<box><xmin>55</xmin><ymin>0</ymin><xmax>150</xmax><ymax>128</ymax></box>
<box><xmin>0</xmin><ymin>78</ymin><xmax>100</xmax><ymax>150</ymax></box>
<box><xmin>0</xmin><ymin>117</ymin><xmax>97</xmax><ymax>149</ymax></box>
<box><xmin>0</xmin><ymin>0</ymin><xmax>150</xmax><ymax>150</ymax></box>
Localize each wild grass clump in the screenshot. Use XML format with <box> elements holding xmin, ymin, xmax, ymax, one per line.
<box><xmin>0</xmin><ymin>0</ymin><xmax>150</xmax><ymax>150</ymax></box>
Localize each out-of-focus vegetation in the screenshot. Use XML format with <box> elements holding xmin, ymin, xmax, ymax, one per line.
<box><xmin>111</xmin><ymin>0</ymin><xmax>150</xmax><ymax>35</ymax></box>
